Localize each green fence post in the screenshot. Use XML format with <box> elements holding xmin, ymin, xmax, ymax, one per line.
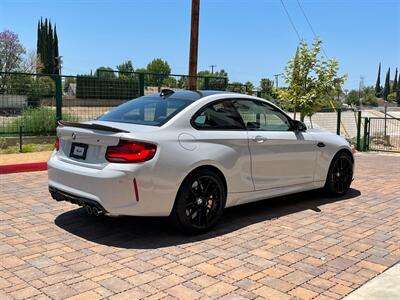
<box><xmin>224</xmin><ymin>78</ymin><xmax>228</xmax><ymax>90</ymax></box>
<box><xmin>363</xmin><ymin>117</ymin><xmax>369</xmax><ymax>151</ymax></box>
<box><xmin>356</xmin><ymin>110</ymin><xmax>362</xmax><ymax>151</ymax></box>
<box><xmin>139</xmin><ymin>73</ymin><xmax>145</xmax><ymax>96</ymax></box>
<box><xmin>204</xmin><ymin>77</ymin><xmax>209</xmax><ymax>90</ymax></box>
<box><xmin>53</xmin><ymin>74</ymin><xmax>62</xmax><ymax>122</ymax></box>
<box><xmin>336</xmin><ymin>108</ymin><xmax>341</xmax><ymax>135</ymax></box>
<box><xmin>256</xmin><ymin>91</ymin><xmax>261</xmax><ymax>98</ymax></box>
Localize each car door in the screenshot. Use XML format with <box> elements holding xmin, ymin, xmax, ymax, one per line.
<box><xmin>233</xmin><ymin>99</ymin><xmax>317</xmax><ymax>190</ymax></box>
<box><xmin>191</xmin><ymin>99</ymin><xmax>254</xmax><ymax>192</ymax></box>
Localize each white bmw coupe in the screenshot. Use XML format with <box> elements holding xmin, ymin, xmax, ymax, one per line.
<box><xmin>48</xmin><ymin>90</ymin><xmax>354</xmax><ymax>233</ymax></box>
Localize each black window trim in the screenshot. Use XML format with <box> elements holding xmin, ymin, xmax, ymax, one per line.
<box><xmin>190</xmin><ymin>99</ymin><xmax>247</xmax><ymax>131</ymax></box>
<box><xmin>190</xmin><ymin>97</ymin><xmax>295</xmax><ymax>132</ymax></box>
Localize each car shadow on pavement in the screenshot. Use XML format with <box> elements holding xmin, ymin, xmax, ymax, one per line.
<box><xmin>55</xmin><ymin>188</ymin><xmax>361</xmax><ymax>249</ymax></box>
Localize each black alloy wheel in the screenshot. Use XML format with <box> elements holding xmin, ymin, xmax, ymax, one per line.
<box><xmin>325</xmin><ymin>152</ymin><xmax>353</xmax><ymax>196</ymax></box>
<box><xmin>170</xmin><ymin>169</ymin><xmax>226</xmax><ymax>233</ymax></box>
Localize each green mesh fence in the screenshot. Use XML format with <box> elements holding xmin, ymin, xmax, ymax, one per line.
<box><xmin>0</xmin><ymin>72</ymin><xmax>59</xmax><ymax>136</ymax></box>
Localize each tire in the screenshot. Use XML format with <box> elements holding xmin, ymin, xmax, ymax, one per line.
<box><xmin>324</xmin><ymin>152</ymin><xmax>353</xmax><ymax>196</ymax></box>
<box><xmin>170</xmin><ymin>169</ymin><xmax>226</xmax><ymax>234</ymax></box>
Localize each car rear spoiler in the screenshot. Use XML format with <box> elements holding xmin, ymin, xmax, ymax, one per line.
<box><xmin>57</xmin><ymin>120</ymin><xmax>129</xmax><ymax>133</ymax></box>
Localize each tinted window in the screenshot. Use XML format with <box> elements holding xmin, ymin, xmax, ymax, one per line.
<box><xmin>193</xmin><ymin>101</ymin><xmax>244</xmax><ymax>130</ymax></box>
<box><xmin>98</xmin><ymin>96</ymin><xmax>192</xmax><ymax>126</ymax></box>
<box><xmin>233</xmin><ymin>100</ymin><xmax>291</xmax><ymax>131</ymax></box>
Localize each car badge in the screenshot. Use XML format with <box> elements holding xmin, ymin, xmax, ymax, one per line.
<box><xmin>72</xmin><ymin>132</ymin><xmax>77</xmax><ymax>141</ymax></box>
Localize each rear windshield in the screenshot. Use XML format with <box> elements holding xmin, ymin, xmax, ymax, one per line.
<box><xmin>98</xmin><ymin>96</ymin><xmax>193</xmax><ymax>126</ymax></box>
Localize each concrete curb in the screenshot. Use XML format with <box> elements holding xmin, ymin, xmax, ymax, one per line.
<box><xmin>0</xmin><ymin>162</ymin><xmax>47</xmax><ymax>174</ymax></box>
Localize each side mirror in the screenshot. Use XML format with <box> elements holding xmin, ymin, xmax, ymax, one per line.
<box><xmin>293</xmin><ymin>120</ymin><xmax>307</xmax><ymax>132</ymax></box>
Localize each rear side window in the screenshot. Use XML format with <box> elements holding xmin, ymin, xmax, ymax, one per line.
<box><xmin>192</xmin><ymin>101</ymin><xmax>245</xmax><ymax>130</ymax></box>
<box><xmin>98</xmin><ymin>96</ymin><xmax>192</xmax><ymax>126</ymax></box>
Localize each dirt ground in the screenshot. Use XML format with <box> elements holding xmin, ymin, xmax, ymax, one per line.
<box><xmin>0</xmin><ymin>151</ymin><xmax>52</xmax><ymax>165</ymax></box>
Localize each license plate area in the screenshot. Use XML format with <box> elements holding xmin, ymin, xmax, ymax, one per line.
<box><xmin>70</xmin><ymin>143</ymin><xmax>88</xmax><ymax>160</ymax></box>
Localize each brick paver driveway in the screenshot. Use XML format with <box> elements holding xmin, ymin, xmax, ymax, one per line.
<box><xmin>1</xmin><ymin>153</ymin><xmax>399</xmax><ymax>299</ymax></box>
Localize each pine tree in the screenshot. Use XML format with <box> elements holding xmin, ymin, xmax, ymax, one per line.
<box><xmin>392</xmin><ymin>68</ymin><xmax>398</xmax><ymax>93</ymax></box>
<box><xmin>375</xmin><ymin>63</ymin><xmax>382</xmax><ymax>97</ymax></box>
<box><xmin>397</xmin><ymin>89</ymin><xmax>400</xmax><ymax>105</ymax></box>
<box><xmin>54</xmin><ymin>25</ymin><xmax>59</xmax><ymax>74</ymax></box>
<box><xmin>383</xmin><ymin>68</ymin><xmax>390</xmax><ymax>101</ymax></box>
<box><xmin>36</xmin><ymin>17</ymin><xmax>59</xmax><ymax>74</ymax></box>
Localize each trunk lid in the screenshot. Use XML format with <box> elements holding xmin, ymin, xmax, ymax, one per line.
<box><xmin>56</xmin><ymin>120</ymin><xmax>159</xmax><ymax>167</ymax></box>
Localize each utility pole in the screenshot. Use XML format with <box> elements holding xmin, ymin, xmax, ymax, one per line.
<box><xmin>274</xmin><ymin>73</ymin><xmax>282</xmax><ymax>88</ymax></box>
<box><xmin>209</xmin><ymin>64</ymin><xmax>217</xmax><ymax>74</ymax></box>
<box><xmin>359</xmin><ymin>76</ymin><xmax>364</xmax><ymax>109</ymax></box>
<box><xmin>188</xmin><ymin>0</ymin><xmax>200</xmax><ymax>90</ymax></box>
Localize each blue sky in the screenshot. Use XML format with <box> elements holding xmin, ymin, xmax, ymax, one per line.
<box><xmin>1</xmin><ymin>0</ymin><xmax>399</xmax><ymax>89</ymax></box>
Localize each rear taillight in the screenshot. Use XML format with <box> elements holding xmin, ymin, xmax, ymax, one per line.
<box><xmin>106</xmin><ymin>140</ymin><xmax>157</xmax><ymax>163</ymax></box>
<box><xmin>55</xmin><ymin>137</ymin><xmax>60</xmax><ymax>151</ymax></box>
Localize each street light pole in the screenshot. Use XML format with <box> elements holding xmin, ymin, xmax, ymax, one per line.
<box><xmin>188</xmin><ymin>0</ymin><xmax>200</xmax><ymax>90</ymax></box>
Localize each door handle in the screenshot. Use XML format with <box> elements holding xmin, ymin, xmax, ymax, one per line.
<box><xmin>253</xmin><ymin>135</ymin><xmax>266</xmax><ymax>143</ymax></box>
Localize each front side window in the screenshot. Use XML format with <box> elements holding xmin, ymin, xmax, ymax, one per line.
<box><xmin>193</xmin><ymin>101</ymin><xmax>245</xmax><ymax>130</ymax></box>
<box><xmin>98</xmin><ymin>96</ymin><xmax>191</xmax><ymax>126</ymax></box>
<box><xmin>233</xmin><ymin>100</ymin><xmax>291</xmax><ymax>131</ymax></box>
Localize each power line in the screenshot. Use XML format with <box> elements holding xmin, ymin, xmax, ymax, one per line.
<box><xmin>279</xmin><ymin>0</ymin><xmax>301</xmax><ymax>40</ymax></box>
<box><xmin>296</xmin><ymin>0</ymin><xmax>329</xmax><ymax>58</ymax></box>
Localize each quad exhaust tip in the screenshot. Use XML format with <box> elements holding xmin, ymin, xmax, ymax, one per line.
<box><xmin>92</xmin><ymin>207</ymin><xmax>100</xmax><ymax>217</ymax></box>
<box><xmin>49</xmin><ymin>186</ymin><xmax>107</xmax><ymax>216</ymax></box>
<box><xmin>85</xmin><ymin>205</ymin><xmax>93</xmax><ymax>215</ymax></box>
<box><xmin>85</xmin><ymin>204</ymin><xmax>104</xmax><ymax>217</ymax></box>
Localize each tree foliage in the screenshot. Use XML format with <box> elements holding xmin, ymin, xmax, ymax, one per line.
<box><xmin>227</xmin><ymin>81</ymin><xmax>246</xmax><ymax>93</ymax></box>
<box><xmin>95</xmin><ymin>66</ymin><xmax>116</xmax><ymax>79</ymax></box>
<box><xmin>345</xmin><ymin>90</ymin><xmax>359</xmax><ymax>106</ymax></box>
<box><xmin>260</xmin><ymin>78</ymin><xmax>274</xmax><ymax>94</ymax></box>
<box><xmin>278</xmin><ymin>39</ymin><xmax>347</xmax><ymax>120</ymax></box>
<box><xmin>36</xmin><ymin>18</ymin><xmax>59</xmax><ymax>74</ymax></box>
<box><xmin>375</xmin><ymin>63</ymin><xmax>382</xmax><ymax>97</ymax></box>
<box><xmin>397</xmin><ymin>88</ymin><xmax>400</xmax><ymax>105</ymax></box>
<box><xmin>196</xmin><ymin>69</ymin><xmax>228</xmax><ymax>90</ymax></box>
<box><xmin>392</xmin><ymin>68</ymin><xmax>398</xmax><ymax>93</ymax></box>
<box><xmin>383</xmin><ymin>67</ymin><xmax>390</xmax><ymax>101</ymax></box>
<box><xmin>146</xmin><ymin>58</ymin><xmax>171</xmax><ymax>88</ymax></box>
<box><xmin>0</xmin><ymin>30</ymin><xmax>25</xmax><ymax>73</ymax></box>
<box><xmin>345</xmin><ymin>86</ymin><xmax>378</xmax><ymax>107</ymax></box>
<box><xmin>116</xmin><ymin>60</ymin><xmax>134</xmax><ymax>78</ymax></box>
<box><xmin>163</xmin><ymin>76</ymin><xmax>177</xmax><ymax>88</ymax></box>
<box><xmin>245</xmin><ymin>81</ymin><xmax>254</xmax><ymax>92</ymax></box>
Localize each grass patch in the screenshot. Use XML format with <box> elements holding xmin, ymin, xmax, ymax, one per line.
<box><xmin>0</xmin><ymin>107</ymin><xmax>79</xmax><ymax>136</ymax></box>
<box><xmin>0</xmin><ymin>143</ymin><xmax>54</xmax><ymax>154</ymax></box>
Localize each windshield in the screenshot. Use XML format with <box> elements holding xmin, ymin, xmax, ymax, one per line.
<box><xmin>98</xmin><ymin>96</ymin><xmax>193</xmax><ymax>126</ymax></box>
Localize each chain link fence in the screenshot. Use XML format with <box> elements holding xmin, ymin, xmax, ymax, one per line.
<box><xmin>0</xmin><ymin>71</ymin><xmax>231</xmax><ymax>137</ymax></box>
<box><xmin>3</xmin><ymin>70</ymin><xmax>398</xmax><ymax>153</ymax></box>
<box><xmin>0</xmin><ymin>72</ymin><xmax>59</xmax><ymax>136</ymax></box>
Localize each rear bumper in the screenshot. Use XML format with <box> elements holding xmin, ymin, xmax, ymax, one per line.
<box><xmin>47</xmin><ymin>153</ymin><xmax>177</xmax><ymax>216</ymax></box>
<box><xmin>49</xmin><ymin>186</ymin><xmax>108</xmax><ymax>213</ymax></box>
<box><xmin>48</xmin><ymin>157</ymin><xmax>136</xmax><ymax>215</ymax></box>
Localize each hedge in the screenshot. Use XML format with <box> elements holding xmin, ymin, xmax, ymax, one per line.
<box><xmin>76</xmin><ymin>76</ymin><xmax>140</xmax><ymax>99</ymax></box>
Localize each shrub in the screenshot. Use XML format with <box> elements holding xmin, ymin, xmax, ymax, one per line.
<box><xmin>76</xmin><ymin>76</ymin><xmax>139</xmax><ymax>99</ymax></box>
<box><xmin>28</xmin><ymin>76</ymin><xmax>55</xmax><ymax>107</ymax></box>
<box><xmin>388</xmin><ymin>92</ymin><xmax>396</xmax><ymax>102</ymax></box>
<box><xmin>0</xmin><ymin>107</ymin><xmax>79</xmax><ymax>136</ymax></box>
